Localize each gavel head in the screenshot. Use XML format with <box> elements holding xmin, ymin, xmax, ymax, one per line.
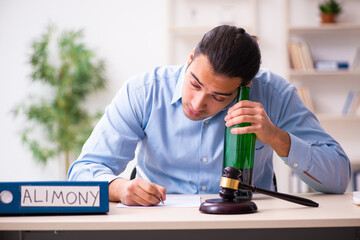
<box><xmin>219</xmin><ymin>166</ymin><xmax>241</xmax><ymax>201</ymax></box>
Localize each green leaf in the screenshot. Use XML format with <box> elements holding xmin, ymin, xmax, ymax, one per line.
<box><xmin>319</xmin><ymin>0</ymin><xmax>342</xmax><ymax>14</ymax></box>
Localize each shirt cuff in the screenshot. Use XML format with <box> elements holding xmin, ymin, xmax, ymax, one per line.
<box><xmin>93</xmin><ymin>174</ymin><xmax>120</xmax><ymax>183</ymax></box>
<box><xmin>281</xmin><ymin>133</ymin><xmax>311</xmax><ymax>172</ymax></box>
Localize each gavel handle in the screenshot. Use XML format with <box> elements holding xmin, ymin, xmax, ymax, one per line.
<box><xmin>239</xmin><ymin>183</ymin><xmax>319</xmax><ymax>207</ymax></box>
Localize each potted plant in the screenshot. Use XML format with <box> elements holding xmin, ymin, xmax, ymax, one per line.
<box><xmin>319</xmin><ymin>0</ymin><xmax>342</xmax><ymax>24</ymax></box>
<box><xmin>13</xmin><ymin>25</ymin><xmax>107</xmax><ymax>178</ymax></box>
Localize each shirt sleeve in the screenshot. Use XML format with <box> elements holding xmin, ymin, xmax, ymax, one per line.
<box><xmin>68</xmin><ymin>77</ymin><xmax>146</xmax><ymax>183</ymax></box>
<box><xmin>273</xmin><ymin>82</ymin><xmax>351</xmax><ymax>194</ymax></box>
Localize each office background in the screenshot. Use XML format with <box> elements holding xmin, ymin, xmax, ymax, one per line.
<box><xmin>0</xmin><ymin>0</ymin><xmax>359</xmax><ymax>193</ymax></box>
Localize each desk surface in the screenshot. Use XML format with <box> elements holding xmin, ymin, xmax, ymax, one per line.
<box><xmin>0</xmin><ymin>193</ymin><xmax>359</xmax><ymax>231</ymax></box>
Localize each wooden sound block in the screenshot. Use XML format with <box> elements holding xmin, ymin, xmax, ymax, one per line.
<box><xmin>199</xmin><ymin>198</ymin><xmax>257</xmax><ymax>214</ymax></box>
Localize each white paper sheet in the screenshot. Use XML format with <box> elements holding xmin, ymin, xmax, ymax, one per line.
<box><xmin>116</xmin><ymin>195</ymin><xmax>201</xmax><ymax>208</ymax></box>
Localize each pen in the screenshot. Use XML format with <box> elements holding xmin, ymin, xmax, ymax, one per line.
<box><xmin>136</xmin><ymin>165</ymin><xmax>164</xmax><ymax>205</ymax></box>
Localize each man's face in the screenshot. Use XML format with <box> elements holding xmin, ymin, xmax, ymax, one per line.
<box><xmin>182</xmin><ymin>53</ymin><xmax>242</xmax><ymax>121</ymax></box>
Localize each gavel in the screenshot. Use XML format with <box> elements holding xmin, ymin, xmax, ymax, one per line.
<box><xmin>219</xmin><ymin>166</ymin><xmax>319</xmax><ymax>207</ymax></box>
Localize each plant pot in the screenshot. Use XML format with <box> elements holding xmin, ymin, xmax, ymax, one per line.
<box><xmin>321</xmin><ymin>13</ymin><xmax>336</xmax><ymax>23</ymax></box>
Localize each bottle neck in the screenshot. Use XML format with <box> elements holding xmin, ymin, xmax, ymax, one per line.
<box><xmin>237</xmin><ymin>85</ymin><xmax>250</xmax><ymax>102</ymax></box>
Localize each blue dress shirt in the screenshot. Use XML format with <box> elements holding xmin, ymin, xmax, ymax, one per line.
<box><xmin>68</xmin><ymin>65</ymin><xmax>351</xmax><ymax>194</ymax></box>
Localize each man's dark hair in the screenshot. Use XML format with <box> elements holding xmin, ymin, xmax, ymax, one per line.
<box><xmin>194</xmin><ymin>25</ymin><xmax>261</xmax><ymax>86</ymax></box>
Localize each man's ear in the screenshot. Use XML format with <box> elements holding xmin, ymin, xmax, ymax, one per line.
<box><xmin>246</xmin><ymin>82</ymin><xmax>253</xmax><ymax>87</ymax></box>
<box><xmin>186</xmin><ymin>48</ymin><xmax>196</xmax><ymax>66</ymax></box>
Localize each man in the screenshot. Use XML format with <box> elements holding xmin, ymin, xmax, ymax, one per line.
<box><xmin>68</xmin><ymin>25</ymin><xmax>351</xmax><ymax>206</ymax></box>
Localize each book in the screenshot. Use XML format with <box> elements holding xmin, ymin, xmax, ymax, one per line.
<box><xmin>352</xmin><ymin>47</ymin><xmax>360</xmax><ymax>71</ymax></box>
<box><xmin>288</xmin><ymin>41</ymin><xmax>314</xmax><ymax>71</ymax></box>
<box><xmin>349</xmin><ymin>94</ymin><xmax>360</xmax><ymax>115</ymax></box>
<box><xmin>353</xmin><ymin>191</ymin><xmax>360</xmax><ymax>206</ymax></box>
<box><xmin>342</xmin><ymin>91</ymin><xmax>360</xmax><ymax>116</ymax></box>
<box><xmin>289</xmin><ymin>42</ymin><xmax>301</xmax><ymax>70</ymax></box>
<box><xmin>315</xmin><ymin>61</ymin><xmax>349</xmax><ymax>71</ymax></box>
<box><xmin>297</xmin><ymin>86</ymin><xmax>314</xmax><ymax>112</ymax></box>
<box><xmin>354</xmin><ymin>170</ymin><xmax>360</xmax><ymax>192</ymax></box>
<box><xmin>295</xmin><ymin>42</ymin><xmax>307</xmax><ymax>71</ymax></box>
<box><xmin>342</xmin><ymin>91</ymin><xmax>355</xmax><ymax>115</ymax></box>
<box><xmin>299</xmin><ymin>41</ymin><xmax>314</xmax><ymax>71</ymax></box>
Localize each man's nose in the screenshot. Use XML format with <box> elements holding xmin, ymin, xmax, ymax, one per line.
<box><xmin>192</xmin><ymin>92</ymin><xmax>207</xmax><ymax>111</ymax></box>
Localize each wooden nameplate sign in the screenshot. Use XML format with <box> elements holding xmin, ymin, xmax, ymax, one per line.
<box><xmin>0</xmin><ymin>181</ymin><xmax>109</xmax><ymax>215</ymax></box>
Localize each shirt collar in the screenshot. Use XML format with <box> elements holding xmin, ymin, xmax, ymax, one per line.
<box><xmin>171</xmin><ymin>64</ymin><xmax>186</xmax><ymax>105</ymax></box>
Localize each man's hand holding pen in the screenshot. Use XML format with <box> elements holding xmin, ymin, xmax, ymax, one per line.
<box><xmin>109</xmin><ymin>177</ymin><xmax>166</xmax><ymax>206</ymax></box>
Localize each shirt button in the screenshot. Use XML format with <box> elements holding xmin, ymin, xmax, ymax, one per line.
<box><xmin>204</xmin><ymin>120</ymin><xmax>209</xmax><ymax>125</ymax></box>
<box><xmin>202</xmin><ymin>157</ymin><xmax>208</xmax><ymax>163</ymax></box>
<box><xmin>293</xmin><ymin>162</ymin><xmax>298</xmax><ymax>167</ymax></box>
<box><xmin>202</xmin><ymin>186</ymin><xmax>207</xmax><ymax>191</ymax></box>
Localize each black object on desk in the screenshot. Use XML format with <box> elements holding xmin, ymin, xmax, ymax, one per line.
<box><xmin>199</xmin><ymin>167</ymin><xmax>319</xmax><ymax>214</ymax></box>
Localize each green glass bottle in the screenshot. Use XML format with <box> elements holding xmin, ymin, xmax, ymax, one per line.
<box><xmin>223</xmin><ymin>85</ymin><xmax>256</xmax><ymax>201</ymax></box>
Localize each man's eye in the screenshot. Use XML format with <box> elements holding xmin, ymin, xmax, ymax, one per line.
<box><xmin>213</xmin><ymin>95</ymin><xmax>225</xmax><ymax>102</ymax></box>
<box><xmin>190</xmin><ymin>81</ymin><xmax>201</xmax><ymax>89</ymax></box>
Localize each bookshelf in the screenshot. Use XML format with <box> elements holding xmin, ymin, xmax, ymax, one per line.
<box><xmin>166</xmin><ymin>0</ymin><xmax>258</xmax><ymax>65</ymax></box>
<box><xmin>286</xmin><ymin>0</ymin><xmax>360</xmax><ymax>192</ymax></box>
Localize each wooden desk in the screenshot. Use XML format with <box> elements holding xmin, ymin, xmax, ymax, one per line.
<box><xmin>1</xmin><ymin>193</ymin><xmax>359</xmax><ymax>240</ymax></box>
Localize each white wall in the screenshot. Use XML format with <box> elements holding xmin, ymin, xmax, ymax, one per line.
<box><xmin>0</xmin><ymin>0</ymin><xmax>289</xmax><ymax>190</ymax></box>
<box><xmin>257</xmin><ymin>0</ymin><xmax>289</xmax><ymax>193</ymax></box>
<box><xmin>0</xmin><ymin>0</ymin><xmax>167</xmax><ymax>181</ymax></box>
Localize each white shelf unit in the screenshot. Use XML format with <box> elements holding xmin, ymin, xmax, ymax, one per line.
<box><xmin>289</xmin><ymin>23</ymin><xmax>360</xmax><ymax>33</ymax></box>
<box><xmin>286</xmin><ymin>0</ymin><xmax>360</xmax><ymax>192</ymax></box>
<box><xmin>166</xmin><ymin>0</ymin><xmax>258</xmax><ymax>65</ymax></box>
